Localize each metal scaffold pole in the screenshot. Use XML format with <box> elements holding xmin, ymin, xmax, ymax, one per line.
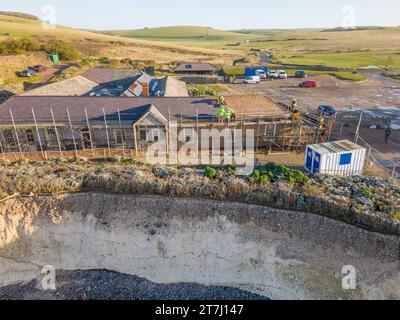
<box><xmin>9</xmin><ymin>109</ymin><xmax>23</xmax><ymax>158</ymax></box>
<box><xmin>66</xmin><ymin>108</ymin><xmax>78</xmax><ymax>158</ymax></box>
<box><xmin>103</xmin><ymin>108</ymin><xmax>111</xmax><ymax>157</ymax></box>
<box><xmin>84</xmin><ymin>108</ymin><xmax>95</xmax><ymax>158</ymax></box>
<box><xmin>117</xmin><ymin>108</ymin><xmax>125</xmax><ymax>156</ymax></box>
<box><xmin>31</xmin><ymin>109</ymin><xmax>45</xmax><ymax>159</ymax></box>
<box><xmin>50</xmin><ymin>108</ymin><xmax>63</xmax><ymax>157</ymax></box>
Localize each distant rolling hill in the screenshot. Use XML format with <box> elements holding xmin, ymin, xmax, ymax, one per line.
<box><xmin>231</xmin><ymin>28</ymin><xmax>324</xmax><ymax>36</ymax></box>
<box><xmin>0</xmin><ymin>11</ymin><xmax>39</xmax><ymax>21</ymax></box>
<box><xmin>109</xmin><ymin>26</ymin><xmax>252</xmax><ymax>41</ymax></box>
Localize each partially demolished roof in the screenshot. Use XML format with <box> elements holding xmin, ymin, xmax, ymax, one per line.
<box><xmin>224</xmin><ymin>95</ymin><xmax>287</xmax><ymax>117</ymax></box>
<box><xmin>22</xmin><ymin>76</ymin><xmax>101</xmax><ymax>97</ymax></box>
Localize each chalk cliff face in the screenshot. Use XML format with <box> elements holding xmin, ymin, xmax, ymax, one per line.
<box><xmin>0</xmin><ymin>193</ymin><xmax>399</xmax><ymax>300</ymax></box>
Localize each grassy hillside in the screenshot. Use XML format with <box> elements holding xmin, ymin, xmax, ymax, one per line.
<box><xmin>231</xmin><ymin>28</ymin><xmax>323</xmax><ymax>35</ymax></box>
<box><xmin>110</xmin><ymin>26</ymin><xmax>257</xmax><ymax>50</ymax></box>
<box><xmin>109</xmin><ymin>24</ymin><xmax>400</xmax><ymax>69</ymax></box>
<box><xmin>112</xmin><ymin>26</ymin><xmax>245</xmax><ymax>40</ymax></box>
<box><xmin>0</xmin><ymin>14</ymin><xmax>242</xmax><ymax>64</ymax></box>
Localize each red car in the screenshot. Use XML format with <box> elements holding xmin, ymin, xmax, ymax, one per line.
<box><xmin>299</xmin><ymin>80</ymin><xmax>317</xmax><ymax>88</ymax></box>
<box><xmin>32</xmin><ymin>64</ymin><xmax>47</xmax><ymax>72</ymax></box>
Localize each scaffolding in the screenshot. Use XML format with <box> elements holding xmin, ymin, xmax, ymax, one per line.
<box><xmin>0</xmin><ymin>104</ymin><xmax>331</xmax><ymax>160</ymax></box>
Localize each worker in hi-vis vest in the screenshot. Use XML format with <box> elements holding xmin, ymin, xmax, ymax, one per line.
<box><xmin>292</xmin><ymin>110</ymin><xmax>301</xmax><ymax>124</ymax></box>
<box><xmin>290</xmin><ymin>99</ymin><xmax>298</xmax><ymax>112</ymax></box>
<box><xmin>224</xmin><ymin>108</ymin><xmax>232</xmax><ymax>122</ymax></box>
<box><xmin>217</xmin><ymin>105</ymin><xmax>226</xmax><ymax>123</ymax></box>
<box><xmin>319</xmin><ymin>116</ymin><xmax>325</xmax><ymax>129</ymax></box>
<box><xmin>218</xmin><ymin>96</ymin><xmax>226</xmax><ymax>105</ymax></box>
<box><xmin>229</xmin><ymin>108</ymin><xmax>236</xmax><ymax>122</ymax></box>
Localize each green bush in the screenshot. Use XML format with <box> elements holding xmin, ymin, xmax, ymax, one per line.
<box><xmin>226</xmin><ymin>166</ymin><xmax>236</xmax><ymax>176</ymax></box>
<box><xmin>42</xmin><ymin>41</ymin><xmax>80</xmax><ymax>61</ymax></box>
<box><xmin>251</xmin><ymin>169</ymin><xmax>272</xmax><ymax>185</ymax></box>
<box><xmin>0</xmin><ymin>38</ymin><xmax>41</xmax><ymax>55</ymax></box>
<box><xmin>374</xmin><ymin>199</ymin><xmax>388</xmax><ymax>212</ymax></box>
<box><xmin>392</xmin><ymin>211</ymin><xmax>400</xmax><ymax>221</ymax></box>
<box><xmin>358</xmin><ymin>187</ymin><xmax>374</xmax><ymax>199</ymax></box>
<box><xmin>205</xmin><ymin>167</ymin><xmax>217</xmax><ymax>179</ymax></box>
<box><xmin>257</xmin><ymin>162</ymin><xmax>310</xmax><ymax>185</ymax></box>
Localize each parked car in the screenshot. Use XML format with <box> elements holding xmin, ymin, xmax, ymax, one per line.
<box><xmin>318</xmin><ymin>105</ymin><xmax>337</xmax><ymax>116</ymax></box>
<box><xmin>277</xmin><ymin>70</ymin><xmax>288</xmax><ymax>79</ymax></box>
<box><xmin>32</xmin><ymin>64</ymin><xmax>47</xmax><ymax>72</ymax></box>
<box><xmin>267</xmin><ymin>70</ymin><xmax>279</xmax><ymax>79</ymax></box>
<box><xmin>256</xmin><ymin>69</ymin><xmax>267</xmax><ymax>79</ymax></box>
<box><xmin>243</xmin><ymin>76</ymin><xmax>260</xmax><ymax>84</ymax></box>
<box><xmin>295</xmin><ymin>70</ymin><xmax>308</xmax><ymax>78</ymax></box>
<box><xmin>19</xmin><ymin>68</ymin><xmax>36</xmax><ymax>77</ymax></box>
<box><xmin>299</xmin><ymin>80</ymin><xmax>317</xmax><ymax>88</ymax></box>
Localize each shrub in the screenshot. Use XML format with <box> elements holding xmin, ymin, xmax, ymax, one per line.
<box><xmin>226</xmin><ymin>165</ymin><xmax>236</xmax><ymax>176</ymax></box>
<box><xmin>358</xmin><ymin>187</ymin><xmax>374</xmax><ymax>199</ymax></box>
<box><xmin>374</xmin><ymin>199</ymin><xmax>388</xmax><ymax>212</ymax></box>
<box><xmin>257</xmin><ymin>163</ymin><xmax>309</xmax><ymax>185</ymax></box>
<box><xmin>392</xmin><ymin>211</ymin><xmax>400</xmax><ymax>222</ymax></box>
<box><xmin>0</xmin><ymin>38</ymin><xmax>41</xmax><ymax>55</ymax></box>
<box><xmin>205</xmin><ymin>167</ymin><xmax>217</xmax><ymax>179</ymax></box>
<box><xmin>42</xmin><ymin>41</ymin><xmax>80</xmax><ymax>61</ymax></box>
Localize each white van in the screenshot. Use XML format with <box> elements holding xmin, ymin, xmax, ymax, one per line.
<box><xmin>277</xmin><ymin>70</ymin><xmax>288</xmax><ymax>79</ymax></box>
<box><xmin>243</xmin><ymin>76</ymin><xmax>260</xmax><ymax>84</ymax></box>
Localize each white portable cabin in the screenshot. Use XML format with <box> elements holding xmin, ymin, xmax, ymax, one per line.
<box><xmin>305</xmin><ymin>140</ymin><xmax>366</xmax><ymax>176</ymax></box>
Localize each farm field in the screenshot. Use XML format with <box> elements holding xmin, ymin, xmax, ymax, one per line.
<box><xmin>112</xmin><ymin>26</ymin><xmax>400</xmax><ymax>69</ymax></box>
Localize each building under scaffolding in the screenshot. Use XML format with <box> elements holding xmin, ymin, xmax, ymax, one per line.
<box><xmin>0</xmin><ymin>95</ymin><xmax>333</xmax><ymax>158</ymax></box>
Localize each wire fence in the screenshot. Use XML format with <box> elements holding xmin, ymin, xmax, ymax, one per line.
<box><xmin>357</xmin><ymin>136</ymin><xmax>399</xmax><ymax>184</ymax></box>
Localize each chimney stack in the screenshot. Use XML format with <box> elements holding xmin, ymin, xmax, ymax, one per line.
<box><xmin>142</xmin><ymin>82</ymin><xmax>150</xmax><ymax>97</ymax></box>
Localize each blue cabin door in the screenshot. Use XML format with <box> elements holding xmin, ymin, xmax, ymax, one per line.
<box><xmin>313</xmin><ymin>152</ymin><xmax>321</xmax><ymax>173</ymax></box>
<box><xmin>306</xmin><ymin>148</ymin><xmax>313</xmax><ymax>171</ymax></box>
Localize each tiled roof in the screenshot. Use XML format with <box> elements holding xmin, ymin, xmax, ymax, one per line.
<box><xmin>0</xmin><ymin>96</ymin><xmax>216</xmax><ymax>125</ymax></box>
<box><xmin>81</xmin><ymin>68</ymin><xmax>142</xmax><ymax>85</ymax></box>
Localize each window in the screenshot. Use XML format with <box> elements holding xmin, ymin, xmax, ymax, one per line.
<box><xmin>186</xmin><ymin>64</ymin><xmax>192</xmax><ymax>69</ymax></box>
<box><xmin>114</xmin><ymin>129</ymin><xmax>125</xmax><ymax>144</ymax></box>
<box><xmin>25</xmin><ymin>129</ymin><xmax>35</xmax><ymax>144</ymax></box>
<box><xmin>148</xmin><ymin>128</ymin><xmax>162</xmax><ymax>142</ymax></box>
<box><xmin>47</xmin><ymin>128</ymin><xmax>58</xmax><ymax>145</ymax></box>
<box><xmin>2</xmin><ymin>129</ymin><xmax>15</xmax><ymax>144</ymax></box>
<box><xmin>340</xmin><ymin>153</ymin><xmax>352</xmax><ymax>166</ymax></box>
<box><xmin>139</xmin><ymin>129</ymin><xmax>146</xmax><ymax>141</ymax></box>
<box><xmin>183</xmin><ymin>128</ymin><xmax>194</xmax><ymax>142</ymax></box>
<box><xmin>265</xmin><ymin>124</ymin><xmax>276</xmax><ymax>137</ymax></box>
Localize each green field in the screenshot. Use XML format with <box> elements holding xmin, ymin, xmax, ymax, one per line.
<box><xmin>111</xmin><ymin>25</ymin><xmax>400</xmax><ymax>70</ymax></box>
<box><xmin>2</xmin><ymin>12</ymin><xmax>400</xmax><ymax>74</ymax></box>
<box><xmin>111</xmin><ymin>26</ymin><xmax>246</xmax><ymax>40</ymax></box>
